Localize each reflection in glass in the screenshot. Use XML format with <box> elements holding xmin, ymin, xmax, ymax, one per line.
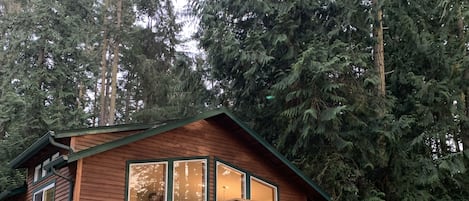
<box><xmin>128</xmin><ymin>162</ymin><xmax>167</xmax><ymax>201</ymax></box>
<box><xmin>216</xmin><ymin>163</ymin><xmax>245</xmax><ymax>201</ymax></box>
<box><xmin>251</xmin><ymin>177</ymin><xmax>277</xmax><ymax>201</ymax></box>
<box><xmin>173</xmin><ymin>160</ymin><xmax>207</xmax><ymax>201</ymax></box>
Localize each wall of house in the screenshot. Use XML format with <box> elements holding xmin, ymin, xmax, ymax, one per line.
<box><xmin>23</xmin><ymin>147</ymin><xmax>76</xmax><ymax>201</ymax></box>
<box><xmin>75</xmin><ymin>120</ymin><xmax>310</xmax><ymax>201</ymax></box>
<box><xmin>72</xmin><ymin>130</ymin><xmax>143</xmax><ymax>152</ymax></box>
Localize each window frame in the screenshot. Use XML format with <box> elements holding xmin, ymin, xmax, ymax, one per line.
<box><xmin>32</xmin><ymin>180</ymin><xmax>55</xmax><ymax>201</ymax></box>
<box><xmin>172</xmin><ymin>159</ymin><xmax>208</xmax><ymax>201</ymax></box>
<box><xmin>33</xmin><ymin>152</ymin><xmax>60</xmax><ymax>183</ymax></box>
<box><xmin>215</xmin><ymin>159</ymin><xmax>279</xmax><ymax>201</ymax></box>
<box><xmin>126</xmin><ymin>161</ymin><xmax>169</xmax><ymax>201</ymax></box>
<box><xmin>126</xmin><ymin>157</ymin><xmax>209</xmax><ymax>201</ymax></box>
<box><xmin>250</xmin><ymin>176</ymin><xmax>279</xmax><ymax>201</ymax></box>
<box><xmin>215</xmin><ymin>161</ymin><xmax>247</xmax><ymax>201</ymax></box>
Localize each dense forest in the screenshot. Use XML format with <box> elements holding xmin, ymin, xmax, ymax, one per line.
<box><xmin>1</xmin><ymin>0</ymin><xmax>469</xmax><ymax>200</ymax></box>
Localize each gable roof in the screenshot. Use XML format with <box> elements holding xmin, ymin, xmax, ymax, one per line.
<box><xmin>9</xmin><ymin>108</ymin><xmax>331</xmax><ymax>201</ymax></box>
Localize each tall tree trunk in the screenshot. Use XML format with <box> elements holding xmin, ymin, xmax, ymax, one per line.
<box><xmin>77</xmin><ymin>81</ymin><xmax>84</xmax><ymax>109</ymax></box>
<box><xmin>108</xmin><ymin>0</ymin><xmax>122</xmax><ymax>125</ymax></box>
<box><xmin>99</xmin><ymin>0</ymin><xmax>110</xmax><ymax>126</ymax></box>
<box><xmin>373</xmin><ymin>0</ymin><xmax>386</xmax><ymax>98</ymax></box>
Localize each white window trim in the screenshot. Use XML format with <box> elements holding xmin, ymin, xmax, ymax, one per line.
<box><xmin>42</xmin><ymin>159</ymin><xmax>50</xmax><ymax>177</ymax></box>
<box><xmin>33</xmin><ymin>182</ymin><xmax>55</xmax><ymax>201</ymax></box>
<box><xmin>215</xmin><ymin>161</ymin><xmax>247</xmax><ymax>200</ymax></box>
<box><xmin>33</xmin><ymin>152</ymin><xmax>60</xmax><ymax>182</ymax></box>
<box><xmin>250</xmin><ymin>176</ymin><xmax>279</xmax><ymax>201</ymax></box>
<box><xmin>33</xmin><ymin>165</ymin><xmax>42</xmax><ymax>182</ymax></box>
<box><xmin>127</xmin><ymin>161</ymin><xmax>168</xmax><ymax>201</ymax></box>
<box><xmin>172</xmin><ymin>159</ymin><xmax>208</xmax><ymax>201</ymax></box>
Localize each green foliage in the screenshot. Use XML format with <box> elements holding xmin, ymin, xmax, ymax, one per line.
<box><xmin>194</xmin><ymin>0</ymin><xmax>469</xmax><ymax>200</ymax></box>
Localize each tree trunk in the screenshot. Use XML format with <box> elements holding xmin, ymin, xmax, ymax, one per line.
<box><xmin>93</xmin><ymin>80</ymin><xmax>98</xmax><ymax>126</ymax></box>
<box><xmin>99</xmin><ymin>0</ymin><xmax>110</xmax><ymax>126</ymax></box>
<box><xmin>108</xmin><ymin>0</ymin><xmax>122</xmax><ymax>125</ymax></box>
<box><xmin>373</xmin><ymin>0</ymin><xmax>385</xmax><ymax>97</ymax></box>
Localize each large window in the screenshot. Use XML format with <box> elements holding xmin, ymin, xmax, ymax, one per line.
<box><xmin>33</xmin><ymin>183</ymin><xmax>55</xmax><ymax>201</ymax></box>
<box><xmin>250</xmin><ymin>177</ymin><xmax>277</xmax><ymax>201</ymax></box>
<box><xmin>216</xmin><ymin>162</ymin><xmax>245</xmax><ymax>200</ymax></box>
<box><xmin>173</xmin><ymin>160</ymin><xmax>207</xmax><ymax>201</ymax></box>
<box><xmin>216</xmin><ymin>162</ymin><xmax>277</xmax><ymax>201</ymax></box>
<box><xmin>128</xmin><ymin>162</ymin><xmax>167</xmax><ymax>201</ymax></box>
<box><xmin>127</xmin><ymin>159</ymin><xmax>207</xmax><ymax>201</ymax></box>
<box><xmin>128</xmin><ymin>159</ymin><xmax>277</xmax><ymax>201</ymax></box>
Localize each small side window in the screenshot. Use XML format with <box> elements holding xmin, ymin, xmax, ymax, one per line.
<box><xmin>33</xmin><ymin>182</ymin><xmax>55</xmax><ymax>201</ymax></box>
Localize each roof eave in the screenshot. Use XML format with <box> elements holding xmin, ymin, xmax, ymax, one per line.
<box><xmin>55</xmin><ymin>123</ymin><xmax>153</xmax><ymax>138</ymax></box>
<box><xmin>8</xmin><ymin>133</ymin><xmax>51</xmax><ymax>169</ymax></box>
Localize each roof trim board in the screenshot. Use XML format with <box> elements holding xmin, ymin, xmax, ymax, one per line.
<box><xmin>54</xmin><ymin>123</ymin><xmax>152</xmax><ymax>138</ymax></box>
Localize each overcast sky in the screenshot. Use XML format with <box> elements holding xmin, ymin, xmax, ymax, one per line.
<box><xmin>172</xmin><ymin>0</ymin><xmax>200</xmax><ymax>55</ymax></box>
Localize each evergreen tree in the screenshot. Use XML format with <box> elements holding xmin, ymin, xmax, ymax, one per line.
<box><xmin>193</xmin><ymin>0</ymin><xmax>469</xmax><ymax>200</ymax></box>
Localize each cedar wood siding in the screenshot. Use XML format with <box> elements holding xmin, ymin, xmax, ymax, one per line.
<box><xmin>76</xmin><ymin>120</ymin><xmax>310</xmax><ymax>201</ymax></box>
<box><xmin>72</xmin><ymin>130</ymin><xmax>143</xmax><ymax>152</ymax></box>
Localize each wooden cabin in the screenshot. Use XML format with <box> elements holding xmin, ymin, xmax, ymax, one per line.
<box><xmin>0</xmin><ymin>109</ymin><xmax>330</xmax><ymax>201</ymax></box>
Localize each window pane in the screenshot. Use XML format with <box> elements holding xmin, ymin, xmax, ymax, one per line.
<box><xmin>216</xmin><ymin>163</ymin><xmax>245</xmax><ymax>201</ymax></box>
<box><xmin>250</xmin><ymin>178</ymin><xmax>276</xmax><ymax>201</ymax></box>
<box><xmin>34</xmin><ymin>192</ymin><xmax>43</xmax><ymax>201</ymax></box>
<box><xmin>44</xmin><ymin>188</ymin><xmax>55</xmax><ymax>201</ymax></box>
<box><xmin>173</xmin><ymin>160</ymin><xmax>206</xmax><ymax>201</ymax></box>
<box><xmin>34</xmin><ymin>165</ymin><xmax>42</xmax><ymax>182</ymax></box>
<box><xmin>128</xmin><ymin>162</ymin><xmax>167</xmax><ymax>201</ymax></box>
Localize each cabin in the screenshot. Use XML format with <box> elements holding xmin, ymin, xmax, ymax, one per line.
<box><xmin>0</xmin><ymin>109</ymin><xmax>330</xmax><ymax>201</ymax></box>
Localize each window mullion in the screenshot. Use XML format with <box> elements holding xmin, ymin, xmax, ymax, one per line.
<box><xmin>246</xmin><ymin>173</ymin><xmax>251</xmax><ymax>200</ymax></box>
<box><xmin>167</xmin><ymin>161</ymin><xmax>174</xmax><ymax>201</ymax></box>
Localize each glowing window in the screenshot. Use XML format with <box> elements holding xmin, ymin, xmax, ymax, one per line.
<box><xmin>250</xmin><ymin>177</ymin><xmax>277</xmax><ymax>201</ymax></box>
<box><xmin>128</xmin><ymin>162</ymin><xmax>167</xmax><ymax>201</ymax></box>
<box><xmin>173</xmin><ymin>160</ymin><xmax>207</xmax><ymax>201</ymax></box>
<box><xmin>216</xmin><ymin>162</ymin><xmax>246</xmax><ymax>201</ymax></box>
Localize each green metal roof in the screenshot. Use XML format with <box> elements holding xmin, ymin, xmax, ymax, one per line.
<box><xmin>9</xmin><ymin>133</ymin><xmax>51</xmax><ymax>169</ymax></box>
<box><xmin>8</xmin><ymin>123</ymin><xmax>152</xmax><ymax>168</ymax></box>
<box><xmin>54</xmin><ymin>123</ymin><xmax>153</xmax><ymax>138</ymax></box>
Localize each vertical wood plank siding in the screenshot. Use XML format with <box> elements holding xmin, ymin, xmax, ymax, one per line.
<box><xmin>77</xmin><ymin>120</ymin><xmax>309</xmax><ymax>201</ymax></box>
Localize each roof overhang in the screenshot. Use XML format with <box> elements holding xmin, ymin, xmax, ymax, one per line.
<box><xmin>9</xmin><ymin>124</ymin><xmax>152</xmax><ymax>168</ymax></box>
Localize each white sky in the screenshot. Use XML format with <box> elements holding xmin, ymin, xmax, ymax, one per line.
<box><xmin>172</xmin><ymin>0</ymin><xmax>200</xmax><ymax>55</ymax></box>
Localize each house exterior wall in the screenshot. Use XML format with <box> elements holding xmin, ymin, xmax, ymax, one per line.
<box><xmin>76</xmin><ymin>120</ymin><xmax>309</xmax><ymax>201</ymax></box>
<box><xmin>72</xmin><ymin>130</ymin><xmax>142</xmax><ymax>152</ymax></box>
<box><xmin>23</xmin><ymin>148</ymin><xmax>75</xmax><ymax>201</ymax></box>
